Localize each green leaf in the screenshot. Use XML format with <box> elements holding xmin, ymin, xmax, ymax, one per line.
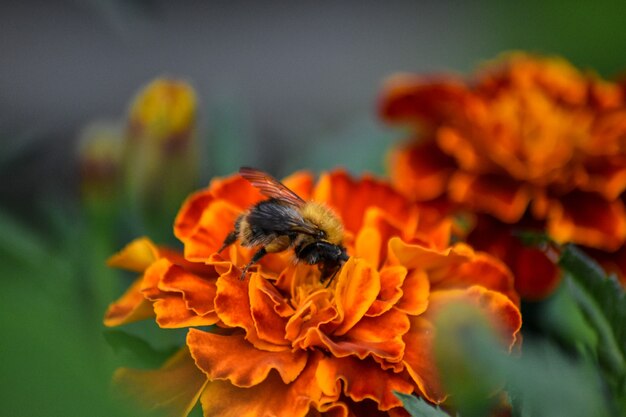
<box><xmin>104</xmin><ymin>330</ymin><xmax>179</xmax><ymax>369</ymax></box>
<box><xmin>558</xmin><ymin>245</ymin><xmax>626</xmax><ymax>394</ymax></box>
<box><xmin>513</xmin><ymin>229</ymin><xmax>552</xmax><ymax>248</ymax></box>
<box><xmin>394</xmin><ymin>392</ymin><xmax>452</xmax><ymax>417</ymax></box>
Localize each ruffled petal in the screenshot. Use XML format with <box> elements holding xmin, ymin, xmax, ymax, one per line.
<box><xmin>404</xmin><ymin>286</ymin><xmax>522</xmax><ymax>404</ymax></box>
<box><xmin>341</xmin><ymin>308</ymin><xmax>410</xmax><ymax>362</ymax></box>
<box><xmin>426</xmin><ymin>286</ymin><xmax>522</xmax><ymax>349</ymax></box>
<box><xmin>547</xmin><ymin>192</ymin><xmax>626</xmax><ymax>251</ymax></box>
<box><xmin>379</xmin><ymin>74</ymin><xmax>468</xmax><ymax>126</ymax></box>
<box><xmin>317</xmin><ymin>356</ymin><xmax>414</xmax><ymax>411</ymax></box>
<box><xmin>286</xmin><ymin>289</ymin><xmax>338</xmax><ymax>349</ymax></box>
<box><xmin>389</xmin><ymin>140</ymin><xmax>456</xmax><ymax>201</ymax></box>
<box><xmin>187</xmin><ymin>330</ymin><xmax>307</xmax><ymax>387</ymax></box>
<box><xmin>395</xmin><ymin>269</ymin><xmax>430</xmax><ymax>316</ymax></box>
<box><xmin>430</xmin><ymin>253</ymin><xmax>519</xmax><ymax>306</ymax></box>
<box><xmin>387</xmin><ymin>237</ymin><xmax>473</xmax><ymax>271</ymax></box>
<box><xmin>333</xmin><ymin>258</ymin><xmax>381</xmax><ymax>336</ymax></box>
<box><xmin>113</xmin><ymin>348</ymin><xmax>207</xmax><ymax>417</ymax></box>
<box><xmin>582</xmin><ymin>156</ymin><xmax>626</xmax><ymax>199</ymax></box>
<box><xmin>199</xmin><ymin>352</ymin><xmax>328</xmax><ymax>417</ymax></box>
<box><xmin>448</xmin><ymin>172</ymin><xmax>531</xmax><ymax>223</ymax></box>
<box><xmin>354</xmin><ymin>226</ymin><xmax>382</xmax><ymax>269</ymax></box>
<box><xmin>282</xmin><ymin>171</ymin><xmax>315</xmax><ymax>200</ymax></box>
<box><xmin>357</xmin><ymin>206</ymin><xmax>421</xmax><ymax>267</ymax></box>
<box><xmin>142</xmin><ymin>259</ymin><xmax>219</xmax><ymax>328</ymax></box>
<box><xmin>249</xmin><ymin>273</ymin><xmax>292</xmax><ymax>346</ymax></box>
<box><xmin>314</xmin><ymin>171</ymin><xmax>414</xmax><ymax>234</ymax></box>
<box><xmin>104</xmin><ymin>277</ymin><xmax>155</xmax><ymax>327</ymax></box>
<box><xmin>107</xmin><ymin>237</ymin><xmax>159</xmax><ymax>272</ymax></box>
<box><xmin>174</xmin><ymin>175</ymin><xmax>264</xmax><ymax>262</ymax></box>
<box><xmin>297</xmin><ymin>309</ymin><xmax>409</xmax><ymax>363</ymax></box>
<box><xmin>402</xmin><ymin>316</ymin><xmax>445</xmax><ymax>403</ymax></box>
<box><xmin>158</xmin><ymin>262</ymin><xmax>219</xmax><ymax>317</ymax></box>
<box><xmin>214</xmin><ymin>269</ymin><xmax>286</xmax><ymax>351</ymax></box>
<box><xmin>366</xmin><ymin>265</ymin><xmax>407</xmax><ymax>317</ymax></box>
<box><xmin>181</xmin><ymin>199</ymin><xmax>243</xmax><ymax>262</ymax></box>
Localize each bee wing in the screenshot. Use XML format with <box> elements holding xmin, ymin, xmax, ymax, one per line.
<box><xmin>239</xmin><ymin>167</ymin><xmax>306</xmax><ymax>207</ymax></box>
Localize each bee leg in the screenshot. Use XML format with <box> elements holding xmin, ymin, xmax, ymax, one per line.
<box><xmin>218</xmin><ymin>231</ymin><xmax>238</xmax><ymax>253</ymax></box>
<box><xmin>240</xmin><ymin>247</ymin><xmax>267</xmax><ymax>280</ymax></box>
<box><xmin>321</xmin><ymin>263</ymin><xmax>340</xmax><ymax>288</ymax></box>
<box><xmin>218</xmin><ymin>216</ymin><xmax>242</xmax><ymax>253</ymax></box>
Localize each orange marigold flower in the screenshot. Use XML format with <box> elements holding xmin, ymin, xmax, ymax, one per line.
<box><xmin>106</xmin><ymin>170</ymin><xmax>521</xmax><ymax>416</ymax></box>
<box><xmin>380</xmin><ymin>52</ymin><xmax>626</xmax><ymax>298</ymax></box>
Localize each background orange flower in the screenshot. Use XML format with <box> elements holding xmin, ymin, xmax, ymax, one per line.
<box><xmin>105</xmin><ymin>170</ymin><xmax>521</xmax><ymax>416</ymax></box>
<box><xmin>380</xmin><ymin>52</ymin><xmax>626</xmax><ymax>299</ymax></box>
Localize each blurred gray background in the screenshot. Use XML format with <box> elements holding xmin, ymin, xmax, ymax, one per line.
<box><xmin>2</xmin><ymin>0</ymin><xmax>626</xmax><ymax>205</ymax></box>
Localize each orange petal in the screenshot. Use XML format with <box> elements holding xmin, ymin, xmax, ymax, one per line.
<box><xmin>342</xmin><ymin>308</ymin><xmax>410</xmax><ymax>362</ymax></box>
<box><xmin>181</xmin><ymin>199</ymin><xmax>243</xmax><ymax>262</ymax></box>
<box><xmin>389</xmin><ymin>140</ymin><xmax>456</xmax><ymax>201</ymax></box>
<box><xmin>354</xmin><ymin>226</ymin><xmax>382</xmax><ymax>268</ymax></box>
<box><xmin>357</xmin><ymin>206</ymin><xmax>422</xmax><ymax>267</ymax></box>
<box><xmin>113</xmin><ymin>348</ymin><xmax>207</xmax><ymax>417</ymax></box>
<box><xmin>286</xmin><ymin>289</ymin><xmax>339</xmax><ymax>350</ymax></box>
<box><xmin>142</xmin><ymin>259</ymin><xmax>219</xmax><ymax>328</ymax></box>
<box><xmin>402</xmin><ymin>316</ymin><xmax>446</xmax><ymax>403</ymax></box>
<box><xmin>249</xmin><ymin>274</ymin><xmax>292</xmax><ymax>346</ymax></box>
<box><xmin>158</xmin><ymin>262</ymin><xmax>219</xmax><ymax>317</ymax></box>
<box><xmin>387</xmin><ymin>237</ymin><xmax>473</xmax><ymax>271</ymax></box>
<box><xmin>366</xmin><ymin>265</ymin><xmax>408</xmax><ymax>317</ymax></box>
<box><xmin>174</xmin><ymin>175</ymin><xmax>264</xmax><ymax>262</ymax></box>
<box><xmin>214</xmin><ymin>269</ymin><xmax>285</xmax><ymax>351</ymax></box>
<box><xmin>187</xmin><ymin>330</ymin><xmax>307</xmax><ymax>387</ymax></box>
<box><xmin>316</xmin><ymin>356</ymin><xmax>414</xmax><ymax>411</ymax></box>
<box><xmin>333</xmin><ymin>258</ymin><xmax>381</xmax><ymax>336</ymax></box>
<box><xmin>104</xmin><ymin>277</ymin><xmax>155</xmax><ymax>327</ymax></box>
<box><xmin>314</xmin><ymin>171</ymin><xmax>413</xmax><ymax>234</ymax></box>
<box><xmin>448</xmin><ymin>172</ymin><xmax>531</xmax><ymax>223</ymax></box>
<box><xmin>379</xmin><ymin>74</ymin><xmax>468</xmax><ymax>125</ymax></box>
<box><xmin>300</xmin><ymin>308</ymin><xmax>409</xmax><ymax>363</ymax></box>
<box><xmin>107</xmin><ymin>237</ymin><xmax>159</xmax><ymax>272</ymax></box>
<box><xmin>199</xmin><ymin>352</ymin><xmax>327</xmax><ymax>417</ymax></box>
<box><xmin>208</xmin><ymin>175</ymin><xmax>264</xmax><ymax>208</ymax></box>
<box><xmin>431</xmin><ymin>253</ymin><xmax>519</xmax><ymax>306</ymax></box>
<box><xmin>282</xmin><ymin>171</ymin><xmax>315</xmax><ymax>201</ymax></box>
<box><xmin>427</xmin><ymin>287</ymin><xmax>522</xmax><ymax>350</ymax></box>
<box><xmin>175</xmin><ymin>176</ymin><xmax>259</xmax><ymax>240</ymax></box>
<box><xmin>436</xmin><ymin>126</ymin><xmax>488</xmax><ymax>174</ymax></box>
<box><xmin>174</xmin><ymin>188</ymin><xmax>214</xmax><ymax>243</ymax></box>
<box><xmin>404</xmin><ymin>288</ymin><xmax>522</xmax><ymax>404</ymax></box>
<box><xmin>547</xmin><ymin>192</ymin><xmax>626</xmax><ymax>251</ymax></box>
<box><xmin>395</xmin><ymin>268</ymin><xmax>430</xmax><ymax>316</ymax></box>
<box><xmin>583</xmin><ymin>156</ymin><xmax>626</xmax><ymax>200</ymax></box>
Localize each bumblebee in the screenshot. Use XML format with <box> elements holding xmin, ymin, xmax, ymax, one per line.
<box><xmin>219</xmin><ymin>167</ymin><xmax>349</xmax><ymax>284</ymax></box>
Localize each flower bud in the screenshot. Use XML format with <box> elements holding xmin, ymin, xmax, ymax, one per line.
<box><xmin>123</xmin><ymin>78</ymin><xmax>200</xmax><ymax>238</ymax></box>
<box><xmin>78</xmin><ymin>121</ymin><xmax>124</xmax><ymax>203</ymax></box>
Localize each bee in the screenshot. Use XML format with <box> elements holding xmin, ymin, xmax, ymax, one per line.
<box><xmin>218</xmin><ymin>167</ymin><xmax>349</xmax><ymax>285</ymax></box>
